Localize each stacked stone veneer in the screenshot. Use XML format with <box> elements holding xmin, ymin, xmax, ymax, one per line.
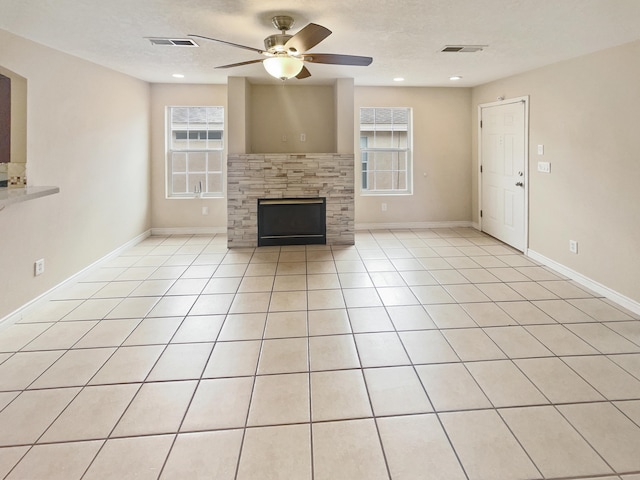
<box><xmin>227</xmin><ymin>153</ymin><xmax>354</xmax><ymax>247</ymax></box>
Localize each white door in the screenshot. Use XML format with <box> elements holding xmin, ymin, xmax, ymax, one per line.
<box><xmin>480</xmin><ymin>99</ymin><xmax>527</xmax><ymax>251</ymax></box>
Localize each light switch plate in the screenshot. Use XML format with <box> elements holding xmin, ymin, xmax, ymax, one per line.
<box><xmin>538</xmin><ymin>161</ymin><xmax>551</xmax><ymax>173</ymax></box>
<box><xmin>537</xmin><ymin>144</ymin><xmax>544</xmax><ymax>155</ymax></box>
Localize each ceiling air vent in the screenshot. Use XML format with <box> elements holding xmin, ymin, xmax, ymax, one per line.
<box><xmin>441</xmin><ymin>45</ymin><xmax>486</xmax><ymax>53</ymax></box>
<box><xmin>147</xmin><ymin>38</ymin><xmax>199</xmax><ymax>47</ymax></box>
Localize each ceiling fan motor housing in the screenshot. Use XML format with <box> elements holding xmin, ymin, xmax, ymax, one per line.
<box><xmin>271</xmin><ymin>15</ymin><xmax>295</xmax><ymax>32</ymax></box>
<box><xmin>264</xmin><ymin>34</ymin><xmax>294</xmax><ymax>53</ymax></box>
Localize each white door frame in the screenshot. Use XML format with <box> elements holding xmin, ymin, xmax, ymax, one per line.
<box><xmin>478</xmin><ymin>96</ymin><xmax>530</xmax><ymax>252</ymax></box>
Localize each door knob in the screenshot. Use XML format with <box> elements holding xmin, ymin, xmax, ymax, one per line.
<box><xmin>515</xmin><ymin>181</ymin><xmax>524</xmax><ymax>187</ymax></box>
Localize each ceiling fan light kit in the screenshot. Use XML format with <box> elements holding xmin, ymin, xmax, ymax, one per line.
<box><xmin>263</xmin><ymin>55</ymin><xmax>304</xmax><ymax>80</ymax></box>
<box><xmin>190</xmin><ymin>15</ymin><xmax>372</xmax><ymax>81</ymax></box>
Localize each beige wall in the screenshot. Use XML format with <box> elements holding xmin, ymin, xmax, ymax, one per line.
<box><xmin>151</xmin><ymin>82</ymin><xmax>471</xmax><ymax>230</ymax></box>
<box><xmin>335</xmin><ymin>78</ymin><xmax>355</xmax><ymax>155</ymax></box>
<box><xmin>150</xmin><ymin>83</ymin><xmax>228</xmax><ymax>230</ymax></box>
<box><xmin>472</xmin><ymin>40</ymin><xmax>640</xmax><ymax>303</ymax></box>
<box><xmin>227</xmin><ymin>77</ymin><xmax>250</xmax><ymax>154</ymax></box>
<box><xmin>354</xmin><ymin>87</ymin><xmax>472</xmax><ymax>225</ymax></box>
<box><xmin>0</xmin><ymin>29</ymin><xmax>151</xmax><ymax>319</ymax></box>
<box><xmin>250</xmin><ymin>84</ymin><xmax>336</xmax><ymax>153</ymax></box>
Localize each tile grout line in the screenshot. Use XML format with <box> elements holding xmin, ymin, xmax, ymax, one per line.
<box><xmin>78</xmin><ymin>233</ymin><xmax>212</xmax><ymax>479</ymax></box>
<box><xmin>305</xmin><ymin>249</ymin><xmax>316</xmax><ymax>480</ymax></box>
<box><xmin>341</xmin><ymin>278</ymin><xmax>393</xmax><ymax>480</ymax></box>
<box><xmin>231</xmin><ymin>245</ymin><xmax>278</xmax><ymax>480</ymax></box>
<box><xmin>384</xmin><ymin>228</ymin><xmax>490</xmax><ymax>480</ymax></box>
<box><xmin>156</xmin><ymin>242</ymin><xmax>231</xmax><ymax>478</ymax></box>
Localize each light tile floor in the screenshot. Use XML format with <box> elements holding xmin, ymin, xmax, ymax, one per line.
<box><xmin>1</xmin><ymin>228</ymin><xmax>640</xmax><ymax>479</ymax></box>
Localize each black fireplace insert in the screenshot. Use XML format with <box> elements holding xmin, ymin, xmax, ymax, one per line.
<box><xmin>257</xmin><ymin>198</ymin><xmax>326</xmax><ymax>246</ymax></box>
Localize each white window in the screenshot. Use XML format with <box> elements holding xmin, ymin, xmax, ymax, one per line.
<box><xmin>167</xmin><ymin>106</ymin><xmax>224</xmax><ymax>198</ymax></box>
<box><xmin>359</xmin><ymin>107</ymin><xmax>412</xmax><ymax>195</ymax></box>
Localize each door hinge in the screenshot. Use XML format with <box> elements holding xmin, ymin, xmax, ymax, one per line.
<box><xmin>480</xmin><ymin>210</ymin><xmax>483</xmax><ymax>218</ymax></box>
<box><xmin>480</xmin><ymin>165</ymin><xmax>483</xmax><ymax>173</ymax></box>
<box><xmin>480</xmin><ymin>120</ymin><xmax>483</xmax><ymax>128</ymax></box>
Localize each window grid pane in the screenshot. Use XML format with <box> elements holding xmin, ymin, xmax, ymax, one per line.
<box><xmin>359</xmin><ymin>107</ymin><xmax>412</xmax><ymax>194</ymax></box>
<box><xmin>361</xmin><ymin>150</ymin><xmax>409</xmax><ymax>192</ymax></box>
<box><xmin>167</xmin><ymin>106</ymin><xmax>224</xmax><ymax>197</ymax></box>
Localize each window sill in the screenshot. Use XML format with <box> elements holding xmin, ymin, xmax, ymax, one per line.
<box><xmin>0</xmin><ymin>186</ymin><xmax>60</xmax><ymax>210</ymax></box>
<box><xmin>360</xmin><ymin>191</ymin><xmax>413</xmax><ymax>197</ymax></box>
<box><xmin>165</xmin><ymin>195</ymin><xmax>224</xmax><ymax>200</ymax></box>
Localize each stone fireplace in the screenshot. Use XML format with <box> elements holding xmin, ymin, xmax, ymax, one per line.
<box><xmin>227</xmin><ymin>153</ymin><xmax>354</xmax><ymax>247</ymax></box>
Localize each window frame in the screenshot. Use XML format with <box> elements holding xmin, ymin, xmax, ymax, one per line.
<box><xmin>166</xmin><ymin>106</ymin><xmax>225</xmax><ymax>199</ymax></box>
<box><xmin>358</xmin><ymin>107</ymin><xmax>413</xmax><ymax>196</ymax></box>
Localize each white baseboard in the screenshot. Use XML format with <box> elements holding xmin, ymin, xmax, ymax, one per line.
<box><xmin>527</xmin><ymin>249</ymin><xmax>640</xmax><ymax>316</ymax></box>
<box><xmin>150</xmin><ymin>227</ymin><xmax>227</xmax><ymax>235</ymax></box>
<box><xmin>355</xmin><ymin>221</ymin><xmax>475</xmax><ymax>231</ymax></box>
<box><xmin>153</xmin><ymin>224</ymin><xmax>480</xmax><ymax>235</ymax></box>
<box><xmin>0</xmin><ymin>229</ymin><xmax>152</xmax><ymax>328</ymax></box>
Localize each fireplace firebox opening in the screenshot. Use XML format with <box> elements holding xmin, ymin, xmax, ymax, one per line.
<box><xmin>258</xmin><ymin>198</ymin><xmax>326</xmax><ymax>246</ymax></box>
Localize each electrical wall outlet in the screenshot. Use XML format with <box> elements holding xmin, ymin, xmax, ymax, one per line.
<box><xmin>569</xmin><ymin>240</ymin><xmax>578</xmax><ymax>254</ymax></box>
<box><xmin>34</xmin><ymin>259</ymin><xmax>45</xmax><ymax>276</ymax></box>
<box><xmin>381</xmin><ymin>203</ymin><xmax>388</xmax><ymax>212</ymax></box>
<box><xmin>202</xmin><ymin>206</ymin><xmax>209</xmax><ymax>215</ymax></box>
<box><xmin>300</xmin><ymin>133</ymin><xmax>306</xmax><ymax>142</ymax></box>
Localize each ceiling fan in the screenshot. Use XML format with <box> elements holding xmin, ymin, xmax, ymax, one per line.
<box><xmin>189</xmin><ymin>15</ymin><xmax>373</xmax><ymax>80</ymax></box>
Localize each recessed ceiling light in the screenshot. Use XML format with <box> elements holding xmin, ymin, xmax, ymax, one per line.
<box><xmin>449</xmin><ymin>75</ymin><xmax>463</xmax><ymax>81</ymax></box>
<box><xmin>393</xmin><ymin>77</ymin><xmax>404</xmax><ymax>82</ymax></box>
<box><xmin>172</xmin><ymin>73</ymin><xmax>185</xmax><ymax>78</ymax></box>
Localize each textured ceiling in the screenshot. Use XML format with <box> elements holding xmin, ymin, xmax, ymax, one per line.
<box><xmin>1</xmin><ymin>0</ymin><xmax>640</xmax><ymax>86</ymax></box>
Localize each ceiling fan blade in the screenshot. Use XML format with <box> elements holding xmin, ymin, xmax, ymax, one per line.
<box><xmin>284</xmin><ymin>23</ymin><xmax>331</xmax><ymax>53</ymax></box>
<box><xmin>189</xmin><ymin>34</ymin><xmax>265</xmax><ymax>54</ymax></box>
<box><xmin>296</xmin><ymin>66</ymin><xmax>312</xmax><ymax>79</ymax></box>
<box><xmin>215</xmin><ymin>59</ymin><xmax>263</xmax><ymax>69</ymax></box>
<box><xmin>302</xmin><ymin>53</ymin><xmax>373</xmax><ymax>66</ymax></box>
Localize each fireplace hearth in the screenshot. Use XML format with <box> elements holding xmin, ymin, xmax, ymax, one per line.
<box><xmin>258</xmin><ymin>198</ymin><xmax>326</xmax><ymax>246</ymax></box>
